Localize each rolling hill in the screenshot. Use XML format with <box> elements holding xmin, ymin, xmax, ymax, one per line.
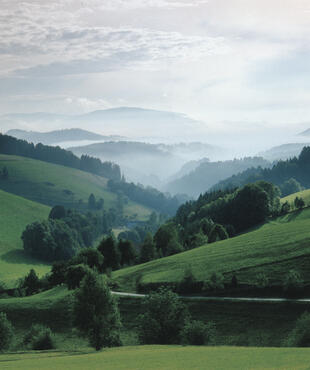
<box><xmin>113</xmin><ymin>201</ymin><xmax>310</xmax><ymax>291</ymax></box>
<box><xmin>0</xmin><ymin>154</ymin><xmax>152</xmax><ymax>221</ymax></box>
<box><xmin>0</xmin><ymin>189</ymin><xmax>50</xmax><ymax>286</ymax></box>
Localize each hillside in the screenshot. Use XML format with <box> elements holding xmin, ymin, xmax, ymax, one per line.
<box><xmin>0</xmin><ymin>154</ymin><xmax>152</xmax><ymax>221</ymax></box>
<box><xmin>212</xmin><ymin>146</ymin><xmax>310</xmax><ymax>193</ymax></box>
<box><xmin>113</xmin><ymin>205</ymin><xmax>310</xmax><ymax>291</ymax></box>
<box><xmin>6</xmin><ymin>128</ymin><xmax>119</xmax><ymax>145</ymax></box>
<box><xmin>165</xmin><ymin>157</ymin><xmax>270</xmax><ymax>198</ymax></box>
<box><xmin>69</xmin><ymin>141</ymin><xmax>221</xmax><ymax>187</ymax></box>
<box><xmin>258</xmin><ymin>143</ymin><xmax>309</xmax><ymax>161</ymax></box>
<box><xmin>0</xmin><ymin>189</ymin><xmax>50</xmax><ymax>285</ymax></box>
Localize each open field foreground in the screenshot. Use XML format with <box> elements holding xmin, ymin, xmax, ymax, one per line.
<box><xmin>1</xmin><ymin>346</ymin><xmax>310</xmax><ymax>370</ymax></box>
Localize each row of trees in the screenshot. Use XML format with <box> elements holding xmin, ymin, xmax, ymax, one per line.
<box><xmin>0</xmin><ymin>134</ymin><xmax>121</xmax><ymax>181</ymax></box>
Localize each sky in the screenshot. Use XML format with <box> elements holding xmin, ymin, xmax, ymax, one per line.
<box><xmin>0</xmin><ymin>0</ymin><xmax>310</xmax><ymax>135</ymax></box>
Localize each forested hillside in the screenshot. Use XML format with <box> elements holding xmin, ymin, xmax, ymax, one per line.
<box><xmin>213</xmin><ymin>146</ymin><xmax>310</xmax><ymax>195</ymax></box>
<box><xmin>165</xmin><ymin>157</ymin><xmax>270</xmax><ymax>197</ymax></box>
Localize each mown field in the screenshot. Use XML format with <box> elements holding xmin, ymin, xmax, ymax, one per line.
<box><xmin>0</xmin><ymin>154</ymin><xmax>152</xmax><ymax>221</ymax></box>
<box><xmin>1</xmin><ymin>346</ymin><xmax>310</xmax><ymax>369</ymax></box>
<box><xmin>0</xmin><ymin>189</ymin><xmax>50</xmax><ymax>286</ymax></box>
<box><xmin>113</xmin><ymin>206</ymin><xmax>310</xmax><ymax>291</ymax></box>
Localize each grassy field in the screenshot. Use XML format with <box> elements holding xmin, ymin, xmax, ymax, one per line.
<box><xmin>0</xmin><ymin>189</ymin><xmax>51</xmax><ymax>286</ymax></box>
<box><xmin>0</xmin><ymin>154</ymin><xmax>152</xmax><ymax>221</ymax></box>
<box><xmin>1</xmin><ymin>346</ymin><xmax>310</xmax><ymax>369</ymax></box>
<box><xmin>113</xmin><ymin>206</ymin><xmax>310</xmax><ymax>291</ymax></box>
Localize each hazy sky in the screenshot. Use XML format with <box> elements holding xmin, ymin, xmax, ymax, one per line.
<box><xmin>1</xmin><ymin>0</ymin><xmax>310</xmax><ymax>132</ymax></box>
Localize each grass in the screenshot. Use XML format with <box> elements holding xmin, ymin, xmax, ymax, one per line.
<box><xmin>282</xmin><ymin>189</ymin><xmax>310</xmax><ymax>207</ymax></box>
<box><xmin>1</xmin><ymin>346</ymin><xmax>310</xmax><ymax>369</ymax></box>
<box><xmin>0</xmin><ymin>189</ymin><xmax>51</xmax><ymax>286</ymax></box>
<box><xmin>113</xmin><ymin>206</ymin><xmax>310</xmax><ymax>291</ymax></box>
<box><xmin>0</xmin><ymin>154</ymin><xmax>152</xmax><ymax>221</ymax></box>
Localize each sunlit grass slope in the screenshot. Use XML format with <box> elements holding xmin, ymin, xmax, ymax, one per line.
<box><xmin>114</xmin><ymin>207</ymin><xmax>310</xmax><ymax>291</ymax></box>
<box><xmin>0</xmin><ymin>154</ymin><xmax>152</xmax><ymax>221</ymax></box>
<box><xmin>1</xmin><ymin>346</ymin><xmax>310</xmax><ymax>370</ymax></box>
<box><xmin>0</xmin><ymin>189</ymin><xmax>50</xmax><ymax>286</ymax></box>
<box><xmin>282</xmin><ymin>188</ymin><xmax>310</xmax><ymax>207</ymax></box>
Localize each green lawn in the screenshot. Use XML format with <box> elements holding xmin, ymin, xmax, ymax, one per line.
<box><xmin>0</xmin><ymin>154</ymin><xmax>152</xmax><ymax>221</ymax></box>
<box><xmin>113</xmin><ymin>207</ymin><xmax>310</xmax><ymax>291</ymax></box>
<box><xmin>0</xmin><ymin>189</ymin><xmax>50</xmax><ymax>286</ymax></box>
<box><xmin>0</xmin><ymin>346</ymin><xmax>310</xmax><ymax>369</ymax></box>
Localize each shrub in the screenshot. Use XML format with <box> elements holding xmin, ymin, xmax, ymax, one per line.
<box><xmin>181</xmin><ymin>320</ymin><xmax>216</xmax><ymax>345</ymax></box>
<box><xmin>208</xmin><ymin>224</ymin><xmax>228</xmax><ymax>243</ymax></box>
<box><xmin>137</xmin><ymin>287</ymin><xmax>189</xmax><ymax>344</ymax></box>
<box><xmin>0</xmin><ymin>312</ymin><xmax>13</xmax><ymax>351</ymax></box>
<box><xmin>24</xmin><ymin>324</ymin><xmax>55</xmax><ymax>350</ymax></box>
<box><xmin>283</xmin><ymin>270</ymin><xmax>303</xmax><ymax>297</ymax></box>
<box><xmin>286</xmin><ymin>312</ymin><xmax>310</xmax><ymax>347</ymax></box>
<box><xmin>203</xmin><ymin>272</ymin><xmax>225</xmax><ymax>293</ymax></box>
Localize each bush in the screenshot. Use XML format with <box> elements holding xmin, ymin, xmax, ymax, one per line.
<box><xmin>137</xmin><ymin>287</ymin><xmax>189</xmax><ymax>344</ymax></box>
<box><xmin>181</xmin><ymin>320</ymin><xmax>216</xmax><ymax>345</ymax></box>
<box><xmin>286</xmin><ymin>312</ymin><xmax>310</xmax><ymax>347</ymax></box>
<box><xmin>24</xmin><ymin>324</ymin><xmax>55</xmax><ymax>350</ymax></box>
<box><xmin>0</xmin><ymin>312</ymin><xmax>13</xmax><ymax>351</ymax></box>
<box><xmin>203</xmin><ymin>272</ymin><xmax>224</xmax><ymax>293</ymax></box>
<box><xmin>283</xmin><ymin>270</ymin><xmax>303</xmax><ymax>297</ymax></box>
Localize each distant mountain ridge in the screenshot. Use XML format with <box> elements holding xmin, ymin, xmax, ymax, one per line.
<box><xmin>6</xmin><ymin>128</ymin><xmax>123</xmax><ymax>145</ymax></box>
<box><xmin>0</xmin><ymin>107</ymin><xmax>208</xmax><ymax>140</ymax></box>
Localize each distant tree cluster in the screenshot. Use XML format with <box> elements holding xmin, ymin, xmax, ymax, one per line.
<box><xmin>107</xmin><ymin>179</ymin><xmax>180</xmax><ymax>216</ymax></box>
<box><xmin>0</xmin><ymin>133</ymin><xmax>121</xmax><ymax>181</ymax></box>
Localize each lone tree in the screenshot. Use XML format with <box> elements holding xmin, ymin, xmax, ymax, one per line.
<box><xmin>137</xmin><ymin>287</ymin><xmax>189</xmax><ymax>344</ymax></box>
<box><xmin>73</xmin><ymin>270</ymin><xmax>122</xmax><ymax>350</ymax></box>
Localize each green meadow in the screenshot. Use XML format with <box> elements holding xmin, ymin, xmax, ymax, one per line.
<box><xmin>0</xmin><ymin>154</ymin><xmax>152</xmax><ymax>221</ymax></box>
<box><xmin>1</xmin><ymin>346</ymin><xmax>310</xmax><ymax>370</ymax></box>
<box><xmin>114</xmin><ymin>206</ymin><xmax>310</xmax><ymax>291</ymax></box>
<box><xmin>0</xmin><ymin>189</ymin><xmax>50</xmax><ymax>286</ymax></box>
